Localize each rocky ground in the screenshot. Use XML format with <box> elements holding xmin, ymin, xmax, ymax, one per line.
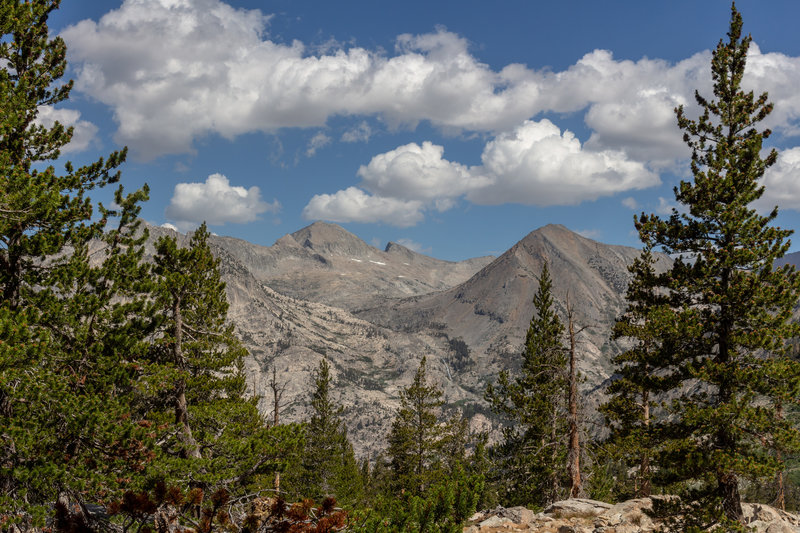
<box><xmin>466</xmin><ymin>498</ymin><xmax>800</xmax><ymax>532</ymax></box>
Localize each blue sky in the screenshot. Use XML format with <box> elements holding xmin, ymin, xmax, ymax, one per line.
<box><xmin>44</xmin><ymin>0</ymin><xmax>800</xmax><ymax>260</ymax></box>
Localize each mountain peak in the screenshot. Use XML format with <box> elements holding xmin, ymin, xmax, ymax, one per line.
<box><xmin>290</xmin><ymin>221</ymin><xmax>376</xmax><ymax>258</ymax></box>
<box><xmin>518</xmin><ymin>224</ymin><xmax>602</xmax><ymax>250</ymax></box>
<box><xmin>384</xmin><ymin>240</ymin><xmax>415</xmax><ymax>256</ymax></box>
<box><xmin>532</xmin><ymin>223</ymin><xmax>577</xmax><ymax>239</ymax></box>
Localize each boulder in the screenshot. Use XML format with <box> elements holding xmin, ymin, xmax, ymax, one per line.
<box><xmin>464</xmin><ymin>498</ymin><xmax>800</xmax><ymax>532</ymax></box>
<box><xmin>545</xmin><ymin>499</ymin><xmax>612</xmax><ymax>519</ymax></box>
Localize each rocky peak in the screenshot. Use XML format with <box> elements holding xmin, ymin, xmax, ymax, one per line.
<box><xmin>384</xmin><ymin>241</ymin><xmax>423</xmax><ymax>263</ymax></box>
<box><xmin>291</xmin><ymin>221</ymin><xmax>377</xmax><ymax>259</ymax></box>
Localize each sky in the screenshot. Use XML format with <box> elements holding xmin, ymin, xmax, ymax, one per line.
<box><xmin>40</xmin><ymin>0</ymin><xmax>800</xmax><ymax>261</ymax></box>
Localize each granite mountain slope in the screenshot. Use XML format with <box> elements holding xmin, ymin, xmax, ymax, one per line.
<box><xmin>209</xmin><ymin>221</ymin><xmax>494</xmax><ymax>310</ymax></box>
<box><xmin>356</xmin><ymin>224</ymin><xmax>671</xmax><ymax>397</ymax></box>
<box><xmin>139</xmin><ymin>222</ymin><xmax>668</xmax><ymax>457</ymax></box>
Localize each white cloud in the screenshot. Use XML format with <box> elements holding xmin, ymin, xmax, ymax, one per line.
<box><xmin>655</xmin><ymin>196</ymin><xmax>677</xmax><ymax>216</ymax></box>
<box><xmin>358</xmin><ymin>141</ymin><xmax>489</xmax><ymax>201</ymax></box>
<box><xmin>62</xmin><ymin>0</ymin><xmax>800</xmax><ymax>195</ymax></box>
<box><xmin>622</xmin><ymin>197</ymin><xmax>639</xmax><ymax>210</ymax></box>
<box><xmin>302</xmin><ymin>186</ymin><xmax>424</xmax><ymax>227</ymax></box>
<box><xmin>584</xmin><ymin>87</ymin><xmax>690</xmax><ymax>164</ymax></box>
<box><xmin>742</xmin><ymin>44</ymin><xmax>800</xmax><ymax>137</ymax></box>
<box><xmin>755</xmin><ymin>147</ymin><xmax>800</xmax><ymax>212</ymax></box>
<box><xmin>160</xmin><ymin>222</ymin><xmax>179</xmax><ymax>232</ymax></box>
<box><xmin>304</xmin><ymin>120</ymin><xmax>658</xmax><ymax>226</ymax></box>
<box><xmin>64</xmin><ymin>0</ymin><xmax>800</xmax><ymax>165</ymax></box>
<box><xmin>166</xmin><ymin>173</ymin><xmax>279</xmax><ymax>229</ymax></box>
<box><xmin>341</xmin><ymin>121</ymin><xmax>372</xmax><ymax>143</ymax></box>
<box><xmin>34</xmin><ymin>106</ymin><xmax>98</xmax><ymax>154</ymax></box>
<box><xmin>306</xmin><ymin>131</ymin><xmax>331</xmax><ymax>157</ymax></box>
<box><xmin>468</xmin><ymin>120</ymin><xmax>659</xmax><ymax>205</ymax></box>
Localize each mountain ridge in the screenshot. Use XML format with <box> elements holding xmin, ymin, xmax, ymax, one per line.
<box><xmin>140</xmin><ymin>220</ymin><xmax>668</xmax><ymax>457</ymax></box>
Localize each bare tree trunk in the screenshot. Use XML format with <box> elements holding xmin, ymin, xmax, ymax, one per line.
<box><xmin>639</xmin><ymin>390</ymin><xmax>651</xmax><ymax>497</ymax></box>
<box><xmin>776</xmin><ymin>401</ymin><xmax>785</xmax><ymax>511</ymax></box>
<box><xmin>269</xmin><ymin>366</ymin><xmax>287</xmax><ymax>493</ymax></box>
<box><xmin>566</xmin><ymin>303</ymin><xmax>581</xmax><ymax>498</ymax></box>
<box><xmin>173</xmin><ymin>297</ymin><xmax>201</xmax><ymax>459</ymax></box>
<box><xmin>549</xmin><ymin>403</ymin><xmax>559</xmax><ymax>504</ymax></box>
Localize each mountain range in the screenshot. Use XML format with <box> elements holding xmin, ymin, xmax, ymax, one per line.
<box><xmin>143</xmin><ymin>221</ymin><xmax>672</xmax><ymax>457</ymax></box>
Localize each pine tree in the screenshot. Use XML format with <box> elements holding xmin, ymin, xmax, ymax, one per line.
<box><xmin>299</xmin><ymin>359</ymin><xmax>363</xmax><ymax>506</ymax></box>
<box><xmin>0</xmin><ymin>1</ymin><xmax>152</xmax><ymax>526</ymax></box>
<box><xmin>630</xmin><ymin>4</ymin><xmax>800</xmax><ymax>528</ymax></box>
<box><xmin>485</xmin><ymin>262</ymin><xmax>569</xmax><ymax>507</ymax></box>
<box><xmin>601</xmin><ymin>249</ymin><xmax>670</xmax><ymax>498</ymax></box>
<box><xmin>387</xmin><ymin>357</ymin><xmax>468</xmax><ymax>497</ymax></box>
<box><xmin>147</xmin><ymin>224</ymin><xmax>302</xmax><ymax>492</ymax></box>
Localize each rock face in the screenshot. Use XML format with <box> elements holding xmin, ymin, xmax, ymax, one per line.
<box><xmin>211</xmin><ymin>221</ymin><xmax>494</xmax><ymax>310</ymax></box>
<box><xmin>138</xmin><ymin>222</ymin><xmax>670</xmax><ymax>457</ymax></box>
<box><xmin>356</xmin><ymin>224</ymin><xmax>671</xmax><ymax>411</ymax></box>
<box><xmin>466</xmin><ymin>498</ymin><xmax>800</xmax><ymax>532</ymax></box>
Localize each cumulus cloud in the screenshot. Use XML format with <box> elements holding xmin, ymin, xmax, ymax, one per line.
<box><xmin>305</xmin><ymin>120</ymin><xmax>658</xmax><ymax>226</ymax></box>
<box><xmin>64</xmin><ymin>0</ymin><xmax>534</xmax><ymax>159</ymax></box>
<box><xmin>357</xmin><ymin>141</ymin><xmax>489</xmax><ymax>201</ymax></box>
<box><xmin>35</xmin><ymin>107</ymin><xmax>98</xmax><ymax>154</ymax></box>
<box><xmin>755</xmin><ymin>147</ymin><xmax>800</xmax><ymax>212</ymax></box>
<box><xmin>468</xmin><ymin>120</ymin><xmax>659</xmax><ymax>205</ymax></box>
<box><xmin>306</xmin><ymin>131</ymin><xmax>331</xmax><ymax>157</ymax></box>
<box><xmin>166</xmin><ymin>173</ymin><xmax>280</xmax><ymax>230</ymax></box>
<box><xmin>303</xmin><ymin>187</ymin><xmax>424</xmax><ymax>227</ymax></box>
<box><xmin>62</xmin><ymin>0</ymin><xmax>800</xmax><ymax>163</ymax></box>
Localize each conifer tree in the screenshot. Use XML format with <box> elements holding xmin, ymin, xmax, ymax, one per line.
<box><xmin>601</xmin><ymin>249</ymin><xmax>669</xmax><ymax>498</ymax></box>
<box><xmin>148</xmin><ymin>224</ymin><xmax>302</xmax><ymax>491</ymax></box>
<box><xmin>0</xmin><ymin>0</ymin><xmax>152</xmax><ymax>525</ymax></box>
<box><xmin>387</xmin><ymin>357</ymin><xmax>468</xmax><ymax>497</ymax></box>
<box><xmin>485</xmin><ymin>263</ymin><xmax>569</xmax><ymax>507</ymax></box>
<box><xmin>299</xmin><ymin>359</ymin><xmax>363</xmax><ymax>506</ymax></box>
<box><xmin>628</xmin><ymin>4</ymin><xmax>800</xmax><ymax>528</ymax></box>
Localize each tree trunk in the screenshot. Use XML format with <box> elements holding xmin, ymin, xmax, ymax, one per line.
<box><xmin>549</xmin><ymin>403</ymin><xmax>559</xmax><ymax>503</ymax></box>
<box><xmin>716</xmin><ymin>276</ymin><xmax>743</xmax><ymax>524</ymax></box>
<box><xmin>775</xmin><ymin>402</ymin><xmax>785</xmax><ymax>511</ymax></box>
<box><xmin>173</xmin><ymin>296</ymin><xmax>201</xmax><ymax>459</ymax></box>
<box><xmin>720</xmin><ymin>471</ymin><xmax>744</xmax><ymax>524</ymax></box>
<box><xmin>567</xmin><ymin>305</ymin><xmax>581</xmax><ymax>498</ymax></box>
<box><xmin>639</xmin><ymin>390</ymin><xmax>651</xmax><ymax>498</ymax></box>
<box><xmin>269</xmin><ymin>366</ymin><xmax>284</xmax><ymax>493</ymax></box>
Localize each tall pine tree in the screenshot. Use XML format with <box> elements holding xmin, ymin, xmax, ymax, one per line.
<box><xmin>295</xmin><ymin>359</ymin><xmax>363</xmax><ymax>506</ymax></box>
<box><xmin>147</xmin><ymin>224</ymin><xmax>301</xmax><ymax>492</ymax></box>
<box><xmin>601</xmin><ymin>249</ymin><xmax>674</xmax><ymax>498</ymax></box>
<box><xmin>485</xmin><ymin>262</ymin><xmax>569</xmax><ymax>507</ymax></box>
<box><xmin>0</xmin><ymin>0</ymin><xmax>152</xmax><ymax>526</ymax></box>
<box><xmin>627</xmin><ymin>4</ymin><xmax>800</xmax><ymax>528</ymax></box>
<box><xmin>387</xmin><ymin>357</ymin><xmax>469</xmax><ymax>498</ymax></box>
